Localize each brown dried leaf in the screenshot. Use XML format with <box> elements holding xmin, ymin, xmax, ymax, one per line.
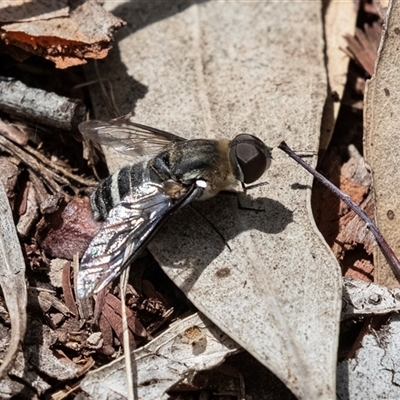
<box><xmin>141</xmin><ymin>279</ymin><xmax>168</xmax><ymax>307</ymax></box>
<box><xmin>334</xmin><ymin>192</ymin><xmax>376</xmax><ymax>257</ymax></box>
<box><xmin>54</xmin><ymin>317</ymin><xmax>84</xmax><ymax>350</ymax></box>
<box><xmin>104</xmin><ymin>293</ymin><xmax>147</xmax><ymax>338</ymax></box>
<box><xmin>24</xmin><ymin>241</ymin><xmax>48</xmax><ymax>271</ymax></box>
<box><xmin>28</xmin><ymin>288</ymin><xmax>72</xmax><ymax>316</ymax></box>
<box><xmin>344</xmin><ymin>258</ymin><xmax>374</xmax><ymax>281</ymax></box>
<box><xmin>62</xmin><ymin>261</ymin><xmax>78</xmax><ymax>315</ymax></box>
<box><xmin>1</xmin><ymin>1</ymin><xmax>125</xmax><ymax>69</ymax></box>
<box><xmin>102</xmin><ymin>301</ymin><xmax>135</xmax><ymax>350</ymax></box>
<box><xmin>36</xmin><ymin>195</ymin><xmax>100</xmax><ymax>259</ymax></box>
<box><xmin>98</xmin><ymin>313</ymin><xmax>115</xmax><ymax>356</ymax></box>
<box><xmin>344</xmin><ymin>22</ymin><xmax>382</xmax><ymax>77</ymax></box>
<box><xmin>48</xmin><ymin>258</ymin><xmax>67</xmax><ymax>288</ymax></box>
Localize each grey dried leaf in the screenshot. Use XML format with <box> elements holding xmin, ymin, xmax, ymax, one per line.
<box><xmin>48</xmin><ymin>258</ymin><xmax>68</xmax><ymax>288</ymax></box>
<box><xmin>342</xmin><ymin>277</ymin><xmax>400</xmax><ymax>319</ymax></box>
<box><xmin>28</xmin><ymin>288</ymin><xmax>73</xmax><ymax>317</ymax></box>
<box><xmin>364</xmin><ymin>0</ymin><xmax>400</xmax><ymax>287</ymax></box>
<box><xmin>0</xmin><ymin>155</ymin><xmax>19</xmax><ymax>208</ymax></box>
<box><xmin>16</xmin><ymin>181</ymin><xmax>39</xmax><ymax>237</ymax></box>
<box><xmin>0</xmin><ymin>0</ymin><xmax>69</xmax><ymax>23</ymax></box>
<box><xmin>0</xmin><ymin>180</ymin><xmax>27</xmax><ymax>378</ymax></box>
<box><xmin>84</xmin><ymin>2</ymin><xmax>342</xmax><ymax>398</ymax></box>
<box><xmin>80</xmin><ymin>313</ymin><xmax>239</xmax><ymax>400</ymax></box>
<box><xmin>337</xmin><ymin>313</ymin><xmax>400</xmax><ymax>398</ymax></box>
<box><xmin>10</xmin><ymin>321</ymin><xmax>79</xmax><ymax>384</ymax></box>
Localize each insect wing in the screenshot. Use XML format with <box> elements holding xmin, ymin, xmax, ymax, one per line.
<box><xmin>79</xmin><ymin>120</ymin><xmax>185</xmax><ymax>158</ymax></box>
<box><xmin>77</xmin><ymin>181</ymin><xmax>203</xmax><ymax>298</ymax></box>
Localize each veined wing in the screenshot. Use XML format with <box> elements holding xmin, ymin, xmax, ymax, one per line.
<box><xmin>77</xmin><ymin>180</ymin><xmax>205</xmax><ymax>299</ymax></box>
<box><xmin>79</xmin><ymin>119</ymin><xmax>185</xmax><ymax>158</ymax></box>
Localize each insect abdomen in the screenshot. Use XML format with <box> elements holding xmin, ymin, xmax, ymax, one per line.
<box><xmin>91</xmin><ymin>163</ymin><xmax>146</xmax><ymax>220</ymax></box>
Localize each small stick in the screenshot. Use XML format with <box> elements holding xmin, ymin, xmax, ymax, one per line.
<box><xmin>0</xmin><ymin>79</ymin><xmax>86</xmax><ymax>130</ymax></box>
<box><xmin>278</xmin><ymin>140</ymin><xmax>400</xmax><ymax>279</ymax></box>
<box><xmin>120</xmin><ymin>267</ymin><xmax>135</xmax><ymax>400</ymax></box>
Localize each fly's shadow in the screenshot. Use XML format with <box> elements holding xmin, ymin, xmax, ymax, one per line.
<box><xmin>148</xmin><ymin>192</ymin><xmax>293</xmax><ymax>293</ymax></box>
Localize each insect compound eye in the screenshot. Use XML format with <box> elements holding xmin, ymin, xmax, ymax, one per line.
<box><xmin>231</xmin><ymin>134</ymin><xmax>272</xmax><ymax>184</ymax></box>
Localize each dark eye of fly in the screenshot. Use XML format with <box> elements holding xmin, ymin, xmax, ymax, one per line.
<box><xmin>231</xmin><ymin>134</ymin><xmax>272</xmax><ymax>184</ymax></box>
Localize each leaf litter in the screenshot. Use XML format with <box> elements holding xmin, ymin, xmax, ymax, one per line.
<box><xmin>0</xmin><ymin>0</ymin><xmax>125</xmax><ymax>69</ymax></box>
<box><xmin>0</xmin><ymin>0</ymin><xmax>399</xmax><ymax>399</ymax></box>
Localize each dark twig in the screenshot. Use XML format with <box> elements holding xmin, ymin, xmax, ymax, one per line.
<box><xmin>278</xmin><ymin>141</ymin><xmax>400</xmax><ymax>279</ymax></box>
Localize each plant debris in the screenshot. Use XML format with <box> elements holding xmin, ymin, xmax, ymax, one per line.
<box><xmin>0</xmin><ymin>0</ymin><xmax>399</xmax><ymax>399</ymax></box>
<box><xmin>0</xmin><ymin>0</ymin><xmax>125</xmax><ymax>68</ymax></box>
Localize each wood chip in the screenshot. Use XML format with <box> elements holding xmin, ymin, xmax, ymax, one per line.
<box><xmin>1</xmin><ymin>1</ymin><xmax>125</xmax><ymax>68</ymax></box>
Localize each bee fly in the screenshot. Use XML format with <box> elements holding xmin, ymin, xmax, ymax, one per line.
<box><xmin>77</xmin><ymin>117</ymin><xmax>272</xmax><ymax>299</ymax></box>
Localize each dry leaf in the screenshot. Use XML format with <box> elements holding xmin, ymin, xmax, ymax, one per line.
<box><xmin>364</xmin><ymin>0</ymin><xmax>400</xmax><ymax>287</ymax></box>
<box><xmin>82</xmin><ymin>1</ymin><xmax>343</xmax><ymax>399</ymax></box>
<box><xmin>0</xmin><ymin>155</ymin><xmax>19</xmax><ymax>208</ymax></box>
<box><xmin>0</xmin><ymin>0</ymin><xmax>69</xmax><ymax>23</ymax></box>
<box><xmin>16</xmin><ymin>180</ymin><xmax>39</xmax><ymax>237</ymax></box>
<box><xmin>342</xmin><ymin>277</ymin><xmax>400</xmax><ymax>318</ymax></box>
<box><xmin>104</xmin><ymin>293</ymin><xmax>147</xmax><ymax>338</ymax></box>
<box><xmin>62</xmin><ymin>261</ymin><xmax>78</xmax><ymax>315</ymax></box>
<box><xmin>337</xmin><ymin>313</ymin><xmax>400</xmax><ymax>398</ymax></box>
<box><xmin>1</xmin><ymin>0</ymin><xmax>125</xmax><ymax>68</ymax></box>
<box><xmin>49</xmin><ymin>258</ymin><xmax>68</xmax><ymax>288</ymax></box>
<box><xmin>35</xmin><ymin>195</ymin><xmax>100</xmax><ymax>259</ymax></box>
<box><xmin>0</xmin><ymin>180</ymin><xmax>27</xmax><ymax>379</ymax></box>
<box><xmin>344</xmin><ymin>22</ymin><xmax>382</xmax><ymax>77</ymax></box>
<box><xmin>8</xmin><ymin>321</ymin><xmax>80</xmax><ymax>388</ymax></box>
<box><xmin>80</xmin><ymin>313</ymin><xmax>239</xmax><ymax>399</ymax></box>
<box><xmin>322</xmin><ymin>0</ymin><xmax>358</xmax><ymax>149</ymax></box>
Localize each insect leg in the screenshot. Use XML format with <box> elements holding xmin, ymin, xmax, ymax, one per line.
<box><xmin>189</xmin><ymin>204</ymin><xmax>232</xmax><ymax>251</ymax></box>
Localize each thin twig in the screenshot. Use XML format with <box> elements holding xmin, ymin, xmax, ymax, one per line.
<box><xmin>0</xmin><ymin>133</ymin><xmax>97</xmax><ymax>193</ymax></box>
<box><xmin>0</xmin><ymin>134</ymin><xmax>62</xmax><ymax>193</ymax></box>
<box><xmin>278</xmin><ymin>140</ymin><xmax>400</xmax><ymax>279</ymax></box>
<box><xmin>94</xmin><ymin>61</ymin><xmax>120</xmax><ymax>118</ymax></box>
<box><xmin>23</xmin><ymin>143</ymin><xmax>97</xmax><ymax>187</ymax></box>
<box><xmin>120</xmin><ymin>266</ymin><xmax>134</xmax><ymax>400</ymax></box>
